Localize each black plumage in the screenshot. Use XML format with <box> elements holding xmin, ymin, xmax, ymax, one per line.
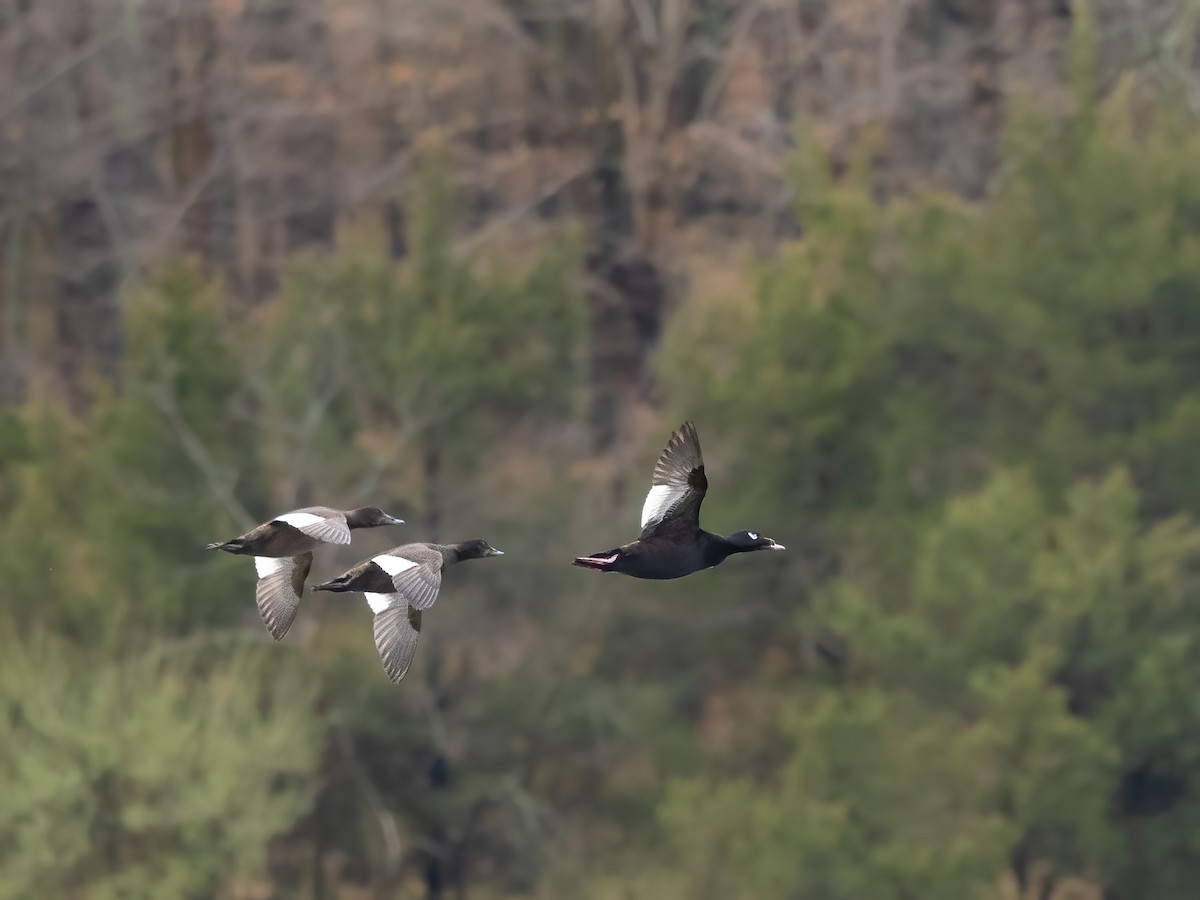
<box><xmin>573</xmin><ymin>422</ymin><xmax>784</xmax><ymax>579</ymax></box>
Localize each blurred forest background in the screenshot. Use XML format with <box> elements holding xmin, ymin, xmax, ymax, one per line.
<box><xmin>4</xmin><ymin>0</ymin><xmax>1200</xmax><ymax>897</ymax></box>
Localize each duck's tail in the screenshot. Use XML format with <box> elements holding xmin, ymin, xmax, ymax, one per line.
<box><xmin>572</xmin><ymin>550</ymin><xmax>622</xmax><ymax>572</ymax></box>
<box><xmin>312</xmin><ymin>573</ymin><xmax>354</xmax><ymax>593</ymax></box>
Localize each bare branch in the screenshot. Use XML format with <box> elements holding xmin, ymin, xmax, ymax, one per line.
<box><xmin>0</xmin><ymin>27</ymin><xmax>122</xmax><ymax>121</ymax></box>
<box><xmin>144</xmin><ymin>382</ymin><xmax>255</xmax><ymax>531</ymax></box>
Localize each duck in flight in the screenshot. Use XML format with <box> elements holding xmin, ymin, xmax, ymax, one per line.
<box><xmin>573</xmin><ymin>422</ymin><xmax>784</xmax><ymax>579</ymax></box>
<box><xmin>313</xmin><ymin>539</ymin><xmax>504</xmax><ymax>683</ymax></box>
<box><xmin>206</xmin><ymin>506</ymin><xmax>404</xmax><ymax>640</ymax></box>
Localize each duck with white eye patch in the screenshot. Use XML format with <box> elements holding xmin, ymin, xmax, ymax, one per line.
<box><xmin>206</xmin><ymin>506</ymin><xmax>404</xmax><ymax>640</ymax></box>
<box><xmin>572</xmin><ymin>421</ymin><xmax>784</xmax><ymax>580</ymax></box>
<box><xmin>313</xmin><ymin>539</ymin><xmax>504</xmax><ymax>684</ymax></box>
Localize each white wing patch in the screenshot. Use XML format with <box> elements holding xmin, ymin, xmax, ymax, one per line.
<box><xmin>255</xmin><ymin>557</ymin><xmax>285</xmax><ymax>577</ymax></box>
<box><xmin>275</xmin><ymin>511</ymin><xmax>326</xmax><ymax>529</ymax></box>
<box><xmin>364</xmin><ymin>592</ymin><xmax>397</xmax><ymax>614</ymax></box>
<box><xmin>641</xmin><ymin>484</ymin><xmax>686</xmax><ymax>529</ymax></box>
<box><xmin>372</xmin><ymin>554</ymin><xmax>419</xmax><ymax>576</ymax></box>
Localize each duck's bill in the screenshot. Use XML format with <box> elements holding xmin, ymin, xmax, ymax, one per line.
<box><xmin>488</xmin><ymin>548</ymin><xmax>505</xmax><ymax>556</ymax></box>
<box><xmin>768</xmin><ymin>541</ymin><xmax>786</xmax><ymax>551</ymax></box>
<box><xmin>382</xmin><ymin>514</ymin><xmax>405</xmax><ymax>525</ymax></box>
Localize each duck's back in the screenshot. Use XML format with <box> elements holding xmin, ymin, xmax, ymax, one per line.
<box><xmin>241</xmin><ymin>520</ymin><xmax>322</xmax><ymax>556</ymax></box>
<box><xmin>250</xmin><ymin>508</ymin><xmax>356</xmax><ymax>556</ymax></box>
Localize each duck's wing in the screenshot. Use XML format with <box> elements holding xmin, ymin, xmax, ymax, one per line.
<box><xmin>369</xmin><ymin>547</ymin><xmax>443</xmax><ymax>611</ymax></box>
<box><xmin>254</xmin><ymin>552</ymin><xmax>313</xmax><ymax>640</ymax></box>
<box><xmin>639</xmin><ymin>421</ymin><xmax>708</xmax><ymax>536</ymax></box>
<box><xmin>273</xmin><ymin>508</ymin><xmax>352</xmax><ymax>545</ymax></box>
<box><xmin>366</xmin><ymin>595</ymin><xmax>422</xmax><ymax>683</ymax></box>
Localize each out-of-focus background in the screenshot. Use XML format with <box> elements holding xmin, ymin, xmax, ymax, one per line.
<box><xmin>3</xmin><ymin>0</ymin><xmax>1200</xmax><ymax>897</ymax></box>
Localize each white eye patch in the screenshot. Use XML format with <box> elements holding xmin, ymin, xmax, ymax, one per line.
<box><xmin>748</xmin><ymin>532</ymin><xmax>759</xmax><ymax>540</ymax></box>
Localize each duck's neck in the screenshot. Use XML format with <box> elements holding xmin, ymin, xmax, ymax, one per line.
<box><xmin>432</xmin><ymin>543</ymin><xmax>467</xmax><ymax>566</ymax></box>
<box><xmin>701</xmin><ymin>531</ymin><xmax>737</xmax><ymax>566</ymax></box>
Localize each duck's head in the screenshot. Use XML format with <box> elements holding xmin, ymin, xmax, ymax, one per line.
<box><xmin>456</xmin><ymin>539</ymin><xmax>505</xmax><ymax>561</ymax></box>
<box><xmin>726</xmin><ymin>530</ymin><xmax>785</xmax><ymax>553</ymax></box>
<box><xmin>346</xmin><ymin>506</ymin><xmax>405</xmax><ymax>528</ymax></box>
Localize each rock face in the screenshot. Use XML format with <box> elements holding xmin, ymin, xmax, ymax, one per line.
<box><xmin>0</xmin><ymin>0</ymin><xmax>1181</xmax><ymax>399</ymax></box>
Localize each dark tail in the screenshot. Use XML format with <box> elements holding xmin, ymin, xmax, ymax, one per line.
<box><xmin>572</xmin><ymin>550</ymin><xmax>621</xmax><ymax>572</ymax></box>
<box><xmin>312</xmin><ymin>577</ymin><xmax>349</xmax><ymax>593</ymax></box>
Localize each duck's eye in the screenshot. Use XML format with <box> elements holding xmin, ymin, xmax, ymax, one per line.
<box><xmin>748</xmin><ymin>532</ymin><xmax>759</xmax><ymax>540</ymax></box>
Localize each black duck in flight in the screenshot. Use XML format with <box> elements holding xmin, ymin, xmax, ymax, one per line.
<box><xmin>573</xmin><ymin>422</ymin><xmax>784</xmax><ymax>579</ymax></box>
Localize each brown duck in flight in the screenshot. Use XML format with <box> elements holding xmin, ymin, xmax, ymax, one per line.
<box><xmin>207</xmin><ymin>506</ymin><xmax>404</xmax><ymax>639</ymax></box>
<box><xmin>313</xmin><ymin>539</ymin><xmax>504</xmax><ymax>683</ymax></box>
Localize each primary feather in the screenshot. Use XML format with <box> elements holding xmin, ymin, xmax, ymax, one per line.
<box><xmin>253</xmin><ymin>552</ymin><xmax>312</xmax><ymax>640</ymax></box>
<box><xmin>274</xmin><ymin>508</ymin><xmax>352</xmax><ymax>545</ymax></box>
<box><xmin>639</xmin><ymin>420</ymin><xmax>708</xmax><ymax>534</ymax></box>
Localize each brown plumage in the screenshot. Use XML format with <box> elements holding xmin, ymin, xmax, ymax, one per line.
<box><xmin>207</xmin><ymin>505</ymin><xmax>404</xmax><ymax>640</ymax></box>
<box><xmin>314</xmin><ymin>539</ymin><xmax>503</xmax><ymax>683</ymax></box>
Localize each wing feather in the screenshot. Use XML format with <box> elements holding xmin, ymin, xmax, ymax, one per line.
<box><xmin>274</xmin><ymin>509</ymin><xmax>352</xmax><ymax>545</ymax></box>
<box><xmin>363</xmin><ymin>592</ymin><xmax>396</xmax><ymax>613</ymax></box>
<box><xmin>373</xmin><ymin>602</ymin><xmax>422</xmax><ymax>683</ymax></box>
<box><xmin>388</xmin><ymin>564</ymin><xmax>442</xmax><ymax>611</ymax></box>
<box><xmin>369</xmin><ymin>546</ymin><xmax>443</xmax><ymax>610</ymax></box>
<box><xmin>639</xmin><ymin>421</ymin><xmax>708</xmax><ymax>532</ymax></box>
<box><xmin>253</xmin><ymin>552</ymin><xmax>312</xmax><ymax>640</ymax></box>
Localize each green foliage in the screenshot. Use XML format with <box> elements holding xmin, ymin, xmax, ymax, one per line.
<box><xmin>0</xmin><ymin>632</ymin><xmax>319</xmax><ymax>900</ymax></box>
<box><xmin>0</xmin><ymin>264</ymin><xmax>256</xmax><ymax>634</ymax></box>
<box><xmin>246</xmin><ymin>154</ymin><xmax>583</xmax><ymax>527</ymax></box>
<box><xmin>661</xmin><ymin>61</ymin><xmax>1200</xmax><ymax>543</ymax></box>
<box><xmin>650</xmin><ymin>466</ymin><xmax>1200</xmax><ymax>899</ymax></box>
<box><xmin>646</xmin><ymin>53</ymin><xmax>1200</xmax><ymax>900</ymax></box>
<box><xmin>9</xmin><ymin>42</ymin><xmax>1200</xmax><ymax>898</ymax></box>
<box><xmin>659</xmin><ymin>690</ymin><xmax>1010</xmax><ymax>900</ymax></box>
<box><xmin>0</xmin><ymin>155</ymin><xmax>585</xmax><ymax>898</ymax></box>
<box><xmin>307</xmin><ymin>156</ymin><xmax>580</xmax><ymax>426</ymax></box>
